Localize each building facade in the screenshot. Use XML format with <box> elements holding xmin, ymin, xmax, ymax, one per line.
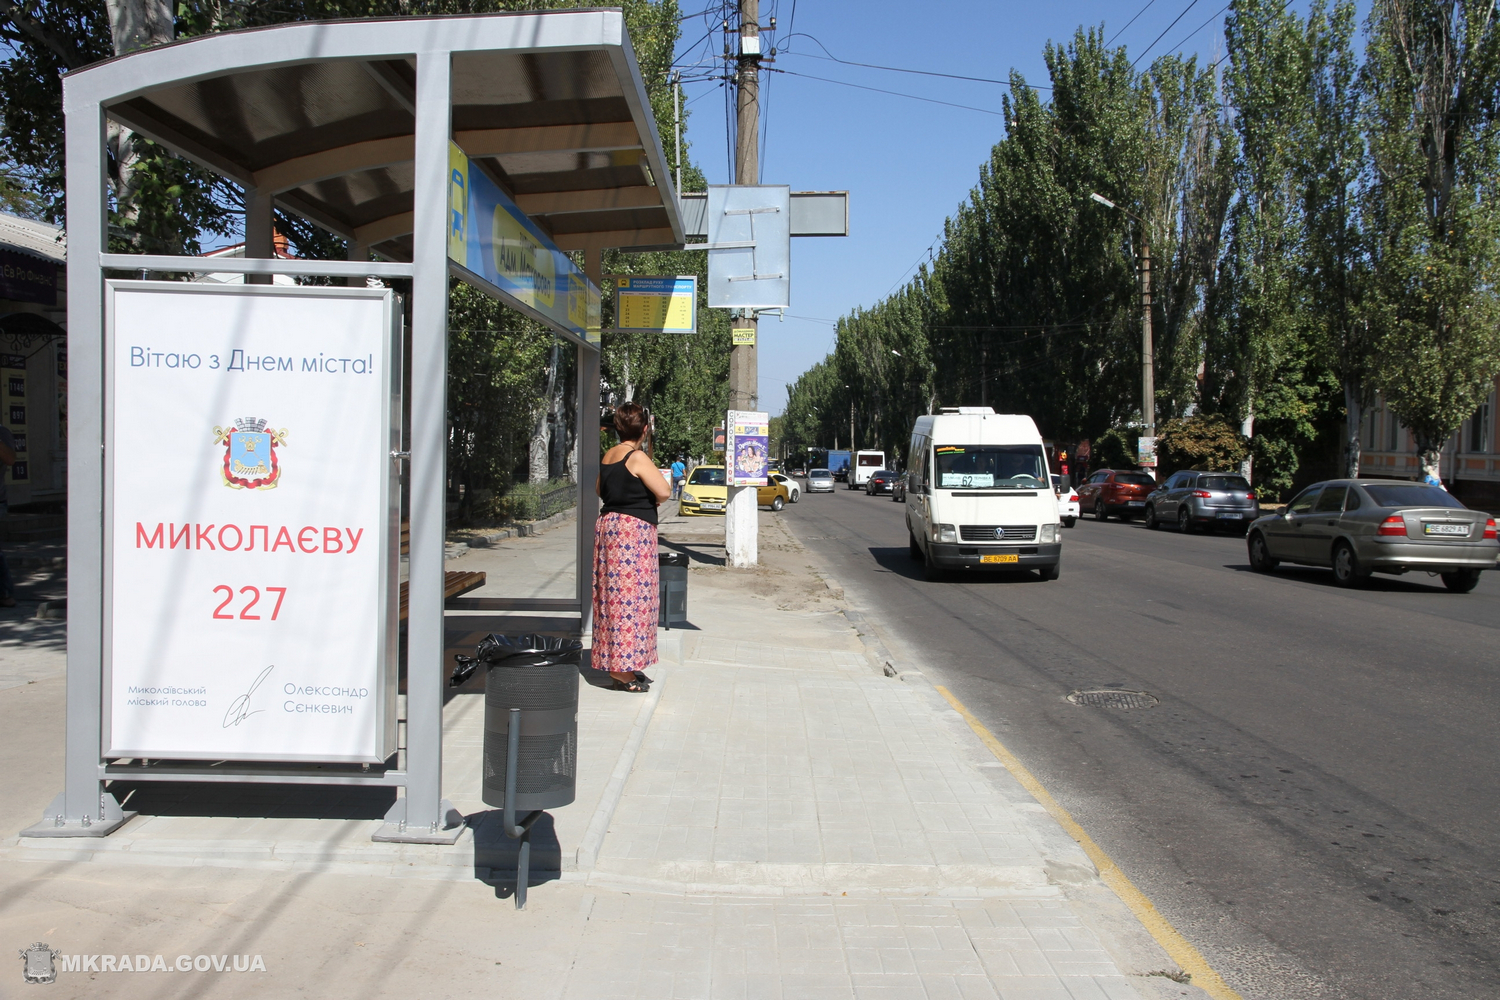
<box><xmin>0</xmin><ymin>212</ymin><xmax>67</xmax><ymax>509</ymax></box>
<box><xmin>1357</xmin><ymin>381</ymin><xmax>1500</xmax><ymax>508</ymax></box>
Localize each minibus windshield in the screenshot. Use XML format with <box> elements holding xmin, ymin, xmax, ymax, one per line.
<box><xmin>933</xmin><ymin>444</ymin><xmax>1047</xmax><ymax>489</ymax></box>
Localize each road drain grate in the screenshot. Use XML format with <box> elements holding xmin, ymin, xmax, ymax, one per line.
<box><xmin>1067</xmin><ymin>689</ymin><xmax>1160</xmax><ymax>710</ymax></box>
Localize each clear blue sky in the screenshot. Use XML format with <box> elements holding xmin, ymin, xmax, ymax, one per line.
<box><xmin>672</xmin><ymin>0</ymin><xmax>1268</xmax><ymax>415</ymax></box>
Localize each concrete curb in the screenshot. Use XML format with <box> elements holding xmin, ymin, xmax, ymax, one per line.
<box><xmin>573</xmin><ymin>665</ymin><xmax>665</xmax><ymax>872</ymax></box>
<box><xmin>450</xmin><ymin>506</ymin><xmax>578</xmax><ymax>550</ymax></box>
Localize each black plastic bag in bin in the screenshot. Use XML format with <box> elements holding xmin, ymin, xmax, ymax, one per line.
<box><xmin>450</xmin><ymin>633</ymin><xmax>583</xmax><ymax>687</ymax></box>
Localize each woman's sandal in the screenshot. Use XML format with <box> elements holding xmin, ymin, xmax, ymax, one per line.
<box><xmin>610</xmin><ymin>677</ymin><xmax>650</xmax><ymax>692</ymax></box>
<box><xmin>633</xmin><ymin>671</ymin><xmax>654</xmax><ymax>684</ymax></box>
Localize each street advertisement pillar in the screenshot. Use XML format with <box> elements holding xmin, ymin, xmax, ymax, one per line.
<box><xmin>103</xmin><ymin>283</ymin><xmax>401</xmax><ymax>762</ymax></box>
<box><xmin>724</xmin><ymin>410</ymin><xmax>769</xmax><ymax>569</ymax></box>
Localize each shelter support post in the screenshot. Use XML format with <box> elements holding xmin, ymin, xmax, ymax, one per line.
<box><xmin>345</xmin><ymin>239</ymin><xmax>371</xmax><ymax>287</ymax></box>
<box><xmin>577</xmin><ymin>248</ymin><xmax>602</xmax><ymax>646</ymax></box>
<box><xmin>374</xmin><ymin>47</ymin><xmax>462</xmax><ymax>844</ymax></box>
<box><xmin>24</xmin><ymin>100</ymin><xmax>130</xmax><ymax>838</ymax></box>
<box><xmin>245</xmin><ymin>188</ymin><xmax>274</xmax><ymax>285</ymax></box>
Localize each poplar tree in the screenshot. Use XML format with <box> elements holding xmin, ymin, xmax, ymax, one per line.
<box><xmin>1362</xmin><ymin>0</ymin><xmax>1500</xmax><ymax>481</ymax></box>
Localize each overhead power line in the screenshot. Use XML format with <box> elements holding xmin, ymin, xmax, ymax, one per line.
<box><xmin>767</xmin><ymin>67</ymin><xmax>1007</xmax><ymax>117</ymax></box>
<box><xmin>780</xmin><ymin>39</ymin><xmax>1050</xmax><ymax>91</ymax></box>
<box><xmin>1132</xmin><ymin>0</ymin><xmax>1205</xmax><ymax>68</ymax></box>
<box><xmin>1106</xmin><ymin>0</ymin><xmax>1162</xmax><ymax>46</ymax></box>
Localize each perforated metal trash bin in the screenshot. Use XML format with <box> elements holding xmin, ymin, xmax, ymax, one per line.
<box><xmin>479</xmin><ymin>634</ymin><xmax>582</xmax><ymax>811</ymax></box>
<box><xmin>659</xmin><ymin>551</ymin><xmax>688</xmax><ymax>628</ymax></box>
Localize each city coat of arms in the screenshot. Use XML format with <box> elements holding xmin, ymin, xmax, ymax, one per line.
<box><xmin>213</xmin><ymin>417</ymin><xmax>288</xmax><ymax>490</ymax></box>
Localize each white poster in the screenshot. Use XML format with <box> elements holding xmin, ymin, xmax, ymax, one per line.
<box><xmin>105</xmin><ymin>282</ymin><xmax>398</xmax><ymax>762</ymax></box>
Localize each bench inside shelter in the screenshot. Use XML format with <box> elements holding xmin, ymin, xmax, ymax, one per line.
<box><xmin>398</xmin><ymin>521</ymin><xmax>486</xmax><ymax>623</ymax></box>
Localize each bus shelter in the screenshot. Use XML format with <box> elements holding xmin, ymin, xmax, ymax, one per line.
<box><xmin>29</xmin><ymin>11</ymin><xmax>683</xmax><ymax>843</ymax></box>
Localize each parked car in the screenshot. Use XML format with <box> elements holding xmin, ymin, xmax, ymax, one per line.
<box><xmin>1246</xmin><ymin>478</ymin><xmax>1498</xmax><ymax>591</ymax></box>
<box><xmin>866</xmin><ymin>469</ymin><xmax>900</xmax><ymax>495</ymax></box>
<box><xmin>679</xmin><ymin>465</ymin><xmax>791</xmax><ymax>515</ymax></box>
<box><xmin>1051</xmin><ymin>474</ymin><xmax>1079</xmax><ymax>528</ymax></box>
<box><xmin>892</xmin><ymin>471</ymin><xmax>908</xmax><ymax>502</ymax></box>
<box><xmin>770</xmin><ymin>472</ymin><xmax>801</xmax><ymax>503</ymax></box>
<box><xmin>1076</xmin><ymin>469</ymin><xmax>1157</xmax><ymax>520</ymax></box>
<box><xmin>1145</xmin><ymin>470</ymin><xmax>1259</xmax><ymax>533</ymax></box>
<box><xmin>807</xmin><ymin>468</ymin><xmax>835</xmax><ymax>493</ymax></box>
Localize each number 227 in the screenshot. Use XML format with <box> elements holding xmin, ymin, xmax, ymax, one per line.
<box><xmin>212</xmin><ymin>586</ymin><xmax>287</xmax><ymax>621</ymax></box>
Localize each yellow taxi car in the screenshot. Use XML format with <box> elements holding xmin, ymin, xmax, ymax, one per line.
<box><xmin>678</xmin><ymin>464</ymin><xmax>791</xmax><ymax>515</ymax></box>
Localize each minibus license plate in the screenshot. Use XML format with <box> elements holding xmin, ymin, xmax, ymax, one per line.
<box><xmin>980</xmin><ymin>554</ymin><xmax>1019</xmax><ymax>564</ymax></box>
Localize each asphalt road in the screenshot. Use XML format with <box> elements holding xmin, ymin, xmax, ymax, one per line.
<box><xmin>783</xmin><ymin>484</ymin><xmax>1500</xmax><ymax>1000</ymax></box>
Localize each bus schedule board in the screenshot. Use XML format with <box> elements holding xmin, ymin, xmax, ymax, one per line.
<box><xmin>104</xmin><ymin>283</ymin><xmax>401</xmax><ymax>763</ymax></box>
<box><xmin>608</xmin><ymin>275</ymin><xmax>697</xmax><ymax>334</ymax></box>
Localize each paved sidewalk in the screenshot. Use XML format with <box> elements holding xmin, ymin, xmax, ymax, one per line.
<box><xmin>0</xmin><ymin>507</ymin><xmax>1209</xmax><ymax>999</ymax></box>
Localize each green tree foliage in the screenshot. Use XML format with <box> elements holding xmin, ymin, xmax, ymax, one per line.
<box><xmin>1156</xmin><ymin>414</ymin><xmax>1251</xmax><ymax>474</ymax></box>
<box><xmin>785</xmin><ymin>30</ymin><xmax>1233</xmax><ymax>470</ymax></box>
<box><xmin>1362</xmin><ymin>0</ymin><xmax>1500</xmax><ymax>481</ymax></box>
<box><xmin>787</xmin><ymin>3</ymin><xmax>1500</xmax><ymax>498</ymax></box>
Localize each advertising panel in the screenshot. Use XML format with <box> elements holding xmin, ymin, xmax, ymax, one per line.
<box><xmin>105</xmin><ymin>283</ymin><xmax>400</xmax><ymax>762</ymax></box>
<box><xmin>725</xmin><ymin>410</ymin><xmax>770</xmax><ymax>487</ymax></box>
<box><xmin>448</xmin><ymin>142</ymin><xmax>602</xmax><ymax>344</ymax></box>
<box><xmin>1136</xmin><ymin>435</ymin><xmax>1157</xmax><ymax>469</ymax></box>
<box><xmin>608</xmin><ymin>275</ymin><xmax>697</xmax><ymax>334</ymax></box>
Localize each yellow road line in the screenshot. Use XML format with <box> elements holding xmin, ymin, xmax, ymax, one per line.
<box><xmin>935</xmin><ymin>684</ymin><xmax>1244</xmax><ymax>1000</ymax></box>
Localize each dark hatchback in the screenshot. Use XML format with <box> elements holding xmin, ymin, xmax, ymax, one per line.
<box><xmin>1145</xmin><ymin>470</ymin><xmax>1259</xmax><ymax>533</ymax></box>
<box><xmin>866</xmin><ymin>469</ymin><xmax>900</xmax><ymax>495</ymax></box>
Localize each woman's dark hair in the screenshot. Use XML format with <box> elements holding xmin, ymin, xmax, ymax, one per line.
<box><xmin>614</xmin><ymin>401</ymin><xmax>648</xmax><ymax>441</ymax></box>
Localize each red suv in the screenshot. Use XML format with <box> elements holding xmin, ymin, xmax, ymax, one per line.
<box><xmin>1076</xmin><ymin>469</ymin><xmax>1158</xmax><ymax>521</ymax></box>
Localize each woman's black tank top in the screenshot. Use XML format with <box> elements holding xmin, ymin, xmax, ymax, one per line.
<box><xmin>599</xmin><ymin>457</ymin><xmax>658</xmax><ymax>525</ymax></box>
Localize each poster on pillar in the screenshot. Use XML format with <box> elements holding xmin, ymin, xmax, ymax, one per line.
<box><xmin>448</xmin><ymin>142</ymin><xmax>602</xmax><ymax>344</ymax></box>
<box><xmin>725</xmin><ymin>410</ymin><xmax>770</xmax><ymax>487</ymax></box>
<box><xmin>104</xmin><ymin>283</ymin><xmax>401</xmax><ymax>763</ymax></box>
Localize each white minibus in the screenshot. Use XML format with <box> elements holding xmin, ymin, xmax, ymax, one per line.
<box><xmin>905</xmin><ymin>408</ymin><xmax>1061</xmax><ymax>580</ymax></box>
<box><xmin>849</xmin><ymin>450</ymin><xmax>886</xmax><ymax>489</ymax></box>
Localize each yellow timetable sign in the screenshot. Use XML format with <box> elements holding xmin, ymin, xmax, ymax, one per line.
<box><xmin>609</xmin><ymin>275</ymin><xmax>697</xmax><ymax>334</ymax></box>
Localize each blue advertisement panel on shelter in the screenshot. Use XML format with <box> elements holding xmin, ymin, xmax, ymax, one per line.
<box><xmin>447</xmin><ymin>142</ymin><xmax>601</xmax><ymax>343</ymax></box>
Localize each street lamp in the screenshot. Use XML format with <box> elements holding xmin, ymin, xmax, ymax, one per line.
<box><xmin>1090</xmin><ymin>191</ymin><xmax>1155</xmax><ymax>458</ymax></box>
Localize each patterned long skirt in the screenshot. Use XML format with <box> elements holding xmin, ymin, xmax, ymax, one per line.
<box><xmin>591</xmin><ymin>512</ymin><xmax>659</xmax><ymax>674</ymax></box>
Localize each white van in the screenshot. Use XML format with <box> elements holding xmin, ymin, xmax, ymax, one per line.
<box><xmin>905</xmin><ymin>408</ymin><xmax>1061</xmax><ymax>580</ymax></box>
<box><xmin>849</xmin><ymin>450</ymin><xmax>886</xmax><ymax>490</ymax></box>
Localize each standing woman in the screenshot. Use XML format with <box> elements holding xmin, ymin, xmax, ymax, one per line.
<box><xmin>592</xmin><ymin>402</ymin><xmax>671</xmax><ymax>691</ymax></box>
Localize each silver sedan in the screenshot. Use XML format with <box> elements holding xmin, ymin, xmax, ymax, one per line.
<box><xmin>1246</xmin><ymin>479</ymin><xmax>1498</xmax><ymax>592</ymax></box>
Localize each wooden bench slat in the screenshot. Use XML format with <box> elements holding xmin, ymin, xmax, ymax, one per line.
<box><xmin>397</xmin><ymin>570</ymin><xmax>487</xmax><ymax>622</ymax></box>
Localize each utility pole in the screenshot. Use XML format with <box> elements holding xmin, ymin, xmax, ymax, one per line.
<box><xmin>849</xmin><ymin>399</ymin><xmax>855</xmax><ymax>453</ymax></box>
<box><xmin>1088</xmin><ymin>192</ymin><xmax>1155</xmax><ymax>474</ymax></box>
<box><xmin>723</xmin><ymin>0</ymin><xmax>762</xmax><ymax>568</ymax></box>
<box><xmin>1140</xmin><ymin>241</ymin><xmax>1154</xmax><ymax>445</ymax></box>
<box><xmin>728</xmin><ymin>0</ymin><xmax>759</xmax><ymax>412</ymax></box>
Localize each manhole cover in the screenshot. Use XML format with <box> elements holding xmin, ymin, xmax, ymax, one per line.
<box><xmin>1066</xmin><ymin>689</ymin><xmax>1159</xmax><ymax>710</ymax></box>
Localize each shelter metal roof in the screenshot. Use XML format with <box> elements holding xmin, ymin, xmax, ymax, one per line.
<box><xmin>0</xmin><ymin>212</ymin><xmax>66</xmax><ymax>263</ymax></box>
<box><xmin>69</xmin><ymin>11</ymin><xmax>684</xmax><ymax>262</ymax></box>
